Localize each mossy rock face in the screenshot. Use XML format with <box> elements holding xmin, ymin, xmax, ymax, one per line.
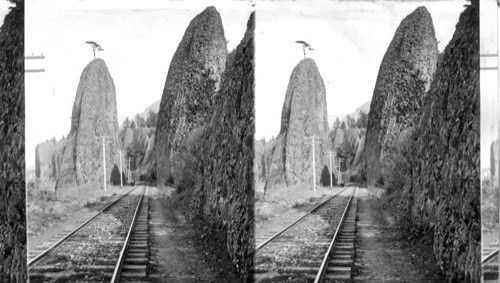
<box><xmin>0</xmin><ymin>3</ymin><xmax>26</xmax><ymax>281</ymax></box>
<box><xmin>193</xmin><ymin>12</ymin><xmax>255</xmax><ymax>281</ymax></box>
<box><xmin>35</xmin><ymin>141</ymin><xmax>56</xmax><ymax>180</ymax></box>
<box><xmin>140</xmin><ymin>133</ymin><xmax>155</xmax><ymax>168</ymax></box>
<box><xmin>122</xmin><ymin>128</ymin><xmax>134</xmax><ymax>149</ymax></box>
<box><xmin>154</xmin><ymin>6</ymin><xmax>227</xmax><ymax>187</ymax></box>
<box><xmin>54</xmin><ymin>137</ymin><xmax>65</xmax><ymax>180</ymax></box>
<box><xmin>363</xmin><ymin>6</ymin><xmax>438</xmax><ymax>187</ymax></box>
<box><xmin>265</xmin><ymin>58</ymin><xmax>329</xmax><ymax>188</ymax></box>
<box><xmin>56</xmin><ymin>58</ymin><xmax>120</xmax><ymax>190</ymax></box>
<box><xmin>400</xmin><ymin>4</ymin><xmax>479</xmax><ymax>281</ymax></box>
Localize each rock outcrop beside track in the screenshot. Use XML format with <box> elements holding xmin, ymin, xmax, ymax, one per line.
<box><xmin>398</xmin><ymin>4</ymin><xmax>479</xmax><ymax>280</ymax></box>
<box><xmin>56</xmin><ymin>59</ymin><xmax>120</xmax><ymax>190</ymax></box>
<box><xmin>35</xmin><ymin>142</ymin><xmax>56</xmax><ymax>180</ymax></box>
<box><xmin>362</xmin><ymin>6</ymin><xmax>438</xmax><ymax>187</ymax></box>
<box><xmin>265</xmin><ymin>58</ymin><xmax>329</xmax><ymax>188</ymax></box>
<box><xmin>154</xmin><ymin>6</ymin><xmax>227</xmax><ymax>187</ymax></box>
<box><xmin>193</xmin><ymin>12</ymin><xmax>255</xmax><ymax>280</ymax></box>
<box><xmin>0</xmin><ymin>2</ymin><xmax>26</xmax><ymax>281</ymax></box>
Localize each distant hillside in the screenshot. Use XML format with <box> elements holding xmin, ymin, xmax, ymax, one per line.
<box><xmin>140</xmin><ymin>99</ymin><xmax>160</xmax><ymax>118</ymax></box>
<box><xmin>328</xmin><ymin>100</ymin><xmax>371</xmax><ymax>129</ymax></box>
<box><xmin>118</xmin><ymin>99</ymin><xmax>161</xmax><ymax>127</ymax></box>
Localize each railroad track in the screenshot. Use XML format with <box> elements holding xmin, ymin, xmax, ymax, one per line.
<box><xmin>255</xmin><ymin>186</ymin><xmax>358</xmax><ymax>282</ymax></box>
<box><xmin>482</xmin><ymin>244</ymin><xmax>499</xmax><ymax>282</ymax></box>
<box><xmin>28</xmin><ymin>185</ymin><xmax>151</xmax><ymax>282</ymax></box>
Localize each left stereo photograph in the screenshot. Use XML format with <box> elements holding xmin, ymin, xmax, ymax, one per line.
<box><xmin>24</xmin><ymin>1</ymin><xmax>254</xmax><ymax>282</ymax></box>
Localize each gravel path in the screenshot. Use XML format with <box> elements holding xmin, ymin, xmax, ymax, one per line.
<box><xmin>353</xmin><ymin>188</ymin><xmax>443</xmax><ymax>282</ymax></box>
<box><xmin>147</xmin><ymin>186</ymin><xmax>218</xmax><ymax>282</ymax></box>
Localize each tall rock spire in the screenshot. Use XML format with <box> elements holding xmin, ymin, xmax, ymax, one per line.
<box><xmin>56</xmin><ymin>59</ymin><xmax>120</xmax><ymax>189</ymax></box>
<box><xmin>154</xmin><ymin>6</ymin><xmax>227</xmax><ymax>187</ymax></box>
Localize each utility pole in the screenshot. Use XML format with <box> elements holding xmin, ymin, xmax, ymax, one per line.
<box><xmin>305</xmin><ymin>136</ymin><xmax>322</xmax><ymax>193</ymax></box>
<box><xmin>497</xmin><ymin>0</ymin><xmax>500</xmax><ymax>273</ymax></box>
<box><xmin>329</xmin><ymin>150</ymin><xmax>333</xmax><ymax>188</ymax></box>
<box><xmin>337</xmin><ymin>158</ymin><xmax>342</xmax><ymax>185</ymax></box>
<box><xmin>103</xmin><ymin>138</ymin><xmax>106</xmax><ymax>192</ymax></box>
<box><xmin>96</xmin><ymin>136</ymin><xmax>112</xmax><ymax>192</ymax></box>
<box><xmin>333</xmin><ymin>155</ymin><xmax>342</xmax><ymax>185</ymax></box>
<box><xmin>25</xmin><ymin>54</ymin><xmax>46</xmax><ymax>73</ymax></box>
<box><xmin>119</xmin><ymin>149</ymin><xmax>123</xmax><ymax>188</ymax></box>
<box><xmin>128</xmin><ymin>157</ymin><xmax>131</xmax><ymax>183</ymax></box>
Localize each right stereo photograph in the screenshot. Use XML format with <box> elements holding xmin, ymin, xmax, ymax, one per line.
<box><xmin>254</xmin><ymin>0</ymin><xmax>480</xmax><ymax>281</ymax></box>
<box><xmin>482</xmin><ymin>1</ymin><xmax>499</xmax><ymax>282</ymax></box>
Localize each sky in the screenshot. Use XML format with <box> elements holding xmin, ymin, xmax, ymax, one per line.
<box><xmin>22</xmin><ymin>0</ymin><xmax>495</xmax><ymax>170</ymax></box>
<box><xmin>0</xmin><ymin>1</ymin><xmax>12</xmax><ymax>24</ymax></box>
<box><xmin>480</xmin><ymin>0</ymin><xmax>498</xmax><ymax>172</ymax></box>
<box><xmin>25</xmin><ymin>0</ymin><xmax>253</xmax><ymax>169</ymax></box>
<box><xmin>255</xmin><ymin>0</ymin><xmax>467</xmax><ymax>141</ymax></box>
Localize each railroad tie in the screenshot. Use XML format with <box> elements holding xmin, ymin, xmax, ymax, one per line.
<box><xmin>120</xmin><ymin>197</ymin><xmax>150</xmax><ymax>281</ymax></box>
<box><xmin>323</xmin><ymin>193</ymin><xmax>358</xmax><ymax>282</ymax></box>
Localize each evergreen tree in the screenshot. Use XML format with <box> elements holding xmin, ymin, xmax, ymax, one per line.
<box><xmin>122</xmin><ymin>117</ymin><xmax>131</xmax><ymax>129</ymax></box>
<box><xmin>135</xmin><ymin>114</ymin><xmax>146</xmax><ymax>128</ymax></box>
<box><xmin>110</xmin><ymin>164</ymin><xmax>121</xmax><ymax>185</ymax></box>
<box><xmin>320</xmin><ymin>165</ymin><xmax>331</xmax><ymax>186</ymax></box>
<box><xmin>333</xmin><ymin>118</ymin><xmax>341</xmax><ymax>130</ymax></box>
<box><xmin>146</xmin><ymin>110</ymin><xmax>158</xmax><ymax>128</ymax></box>
<box><xmin>358</xmin><ymin>111</ymin><xmax>368</xmax><ymax>128</ymax></box>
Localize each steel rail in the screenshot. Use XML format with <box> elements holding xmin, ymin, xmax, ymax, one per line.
<box><xmin>314</xmin><ymin>187</ymin><xmax>357</xmax><ymax>283</ymax></box>
<box><xmin>110</xmin><ymin>185</ymin><xmax>147</xmax><ymax>283</ymax></box>
<box><xmin>255</xmin><ymin>187</ymin><xmax>349</xmax><ymax>253</ymax></box>
<box><xmin>482</xmin><ymin>248</ymin><xmax>499</xmax><ymax>266</ymax></box>
<box><xmin>28</xmin><ymin>185</ymin><xmax>141</xmax><ymax>268</ymax></box>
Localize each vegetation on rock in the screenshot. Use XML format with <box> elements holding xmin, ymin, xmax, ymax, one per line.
<box><xmin>0</xmin><ymin>1</ymin><xmax>26</xmax><ymax>281</ymax></box>
<box><xmin>35</xmin><ymin>141</ymin><xmax>56</xmax><ymax>180</ymax></box>
<box><xmin>154</xmin><ymin>6</ymin><xmax>227</xmax><ymax>187</ymax></box>
<box><xmin>192</xmin><ymin>12</ymin><xmax>255</xmax><ymax>280</ymax></box>
<box><xmin>395</xmin><ymin>4</ymin><xmax>479</xmax><ymax>280</ymax></box>
<box><xmin>362</xmin><ymin>6</ymin><xmax>438</xmax><ymax>187</ymax></box>
<box><xmin>265</xmin><ymin>58</ymin><xmax>329</xmax><ymax>188</ymax></box>
<box><xmin>56</xmin><ymin>58</ymin><xmax>120</xmax><ymax>190</ymax></box>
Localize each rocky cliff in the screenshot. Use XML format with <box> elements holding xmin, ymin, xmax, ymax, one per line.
<box><xmin>35</xmin><ymin>141</ymin><xmax>56</xmax><ymax>180</ymax></box>
<box><xmin>140</xmin><ymin>133</ymin><xmax>155</xmax><ymax>168</ymax></box>
<box><xmin>54</xmin><ymin>138</ymin><xmax>65</xmax><ymax>180</ymax></box>
<box><xmin>363</xmin><ymin>6</ymin><xmax>438</xmax><ymax>187</ymax></box>
<box><xmin>154</xmin><ymin>6</ymin><xmax>227</xmax><ymax>187</ymax></box>
<box><xmin>398</xmin><ymin>4</ymin><xmax>479</xmax><ymax>280</ymax></box>
<box><xmin>0</xmin><ymin>2</ymin><xmax>26</xmax><ymax>281</ymax></box>
<box><xmin>56</xmin><ymin>59</ymin><xmax>120</xmax><ymax>189</ymax></box>
<box><xmin>193</xmin><ymin>12</ymin><xmax>255</xmax><ymax>280</ymax></box>
<box><xmin>265</xmin><ymin>58</ymin><xmax>329</xmax><ymax>187</ymax></box>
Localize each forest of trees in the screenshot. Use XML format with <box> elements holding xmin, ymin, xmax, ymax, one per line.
<box><xmin>119</xmin><ymin>110</ymin><xmax>158</xmax><ymax>171</ymax></box>
<box><xmin>329</xmin><ymin>111</ymin><xmax>368</xmax><ymax>171</ymax></box>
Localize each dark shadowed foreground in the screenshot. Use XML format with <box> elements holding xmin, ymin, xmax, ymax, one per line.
<box><xmin>0</xmin><ymin>1</ymin><xmax>26</xmax><ymax>281</ymax></box>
